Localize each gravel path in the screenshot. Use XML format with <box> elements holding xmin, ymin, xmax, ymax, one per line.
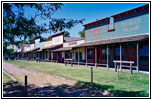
<box><xmin>3</xmin><ymin>62</ymin><xmax>113</xmax><ymax>97</ymax></box>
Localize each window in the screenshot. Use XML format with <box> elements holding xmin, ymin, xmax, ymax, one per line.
<box><xmin>102</xmin><ymin>48</ymin><xmax>107</xmax><ymax>61</ymax></box>
<box><xmin>108</xmin><ymin>17</ymin><xmax>115</xmax><ymax>31</ymax></box>
<box><xmin>110</xmin><ymin>17</ymin><xmax>114</xmax><ymax>24</ymax></box>
<box><xmin>46</xmin><ymin>51</ymin><xmax>48</xmax><ymax>58</ymax></box>
<box><xmin>87</xmin><ymin>48</ymin><xmax>93</xmax><ymax>60</ymax></box>
<box><xmin>65</xmin><ymin>52</ymin><xmax>72</xmax><ymax>59</ymax></box>
<box><xmin>76</xmin><ymin>52</ymin><xmax>82</xmax><ymax>61</ymax></box>
<box><xmin>115</xmin><ymin>47</ymin><xmax>124</xmax><ymax>60</ymax></box>
<box><xmin>140</xmin><ymin>45</ymin><xmax>149</xmax><ymax>62</ymax></box>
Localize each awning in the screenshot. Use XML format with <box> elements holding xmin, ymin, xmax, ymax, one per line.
<box><xmin>34</xmin><ymin>49</ymin><xmax>42</xmax><ymax>52</ymax></box>
<box><xmin>42</xmin><ymin>44</ymin><xmax>63</xmax><ymax>51</ymax></box>
<box><xmin>53</xmin><ymin>47</ymin><xmax>72</xmax><ymax>52</ymax></box>
<box><xmin>73</xmin><ymin>34</ymin><xmax>149</xmax><ymax>48</ymax></box>
<box><xmin>29</xmin><ymin>47</ymin><xmax>40</xmax><ymax>52</ymax></box>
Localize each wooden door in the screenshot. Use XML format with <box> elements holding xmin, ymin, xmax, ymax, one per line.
<box><xmin>127</xmin><ymin>48</ymin><xmax>136</xmax><ymax>65</ymax></box>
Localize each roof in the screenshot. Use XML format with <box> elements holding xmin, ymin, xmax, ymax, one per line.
<box><xmin>74</xmin><ymin>34</ymin><xmax>149</xmax><ymax>48</ymax></box>
<box><xmin>53</xmin><ymin>47</ymin><xmax>72</xmax><ymax>52</ymax></box>
<box><xmin>64</xmin><ymin>37</ymin><xmax>83</xmax><ymax>42</ymax></box>
<box><xmin>23</xmin><ymin>47</ymin><xmax>40</xmax><ymax>53</ymax></box>
<box><xmin>30</xmin><ymin>47</ymin><xmax>40</xmax><ymax>52</ymax></box>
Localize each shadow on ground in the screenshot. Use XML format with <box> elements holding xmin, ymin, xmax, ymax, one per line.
<box><xmin>3</xmin><ymin>81</ymin><xmax>148</xmax><ymax>97</ymax></box>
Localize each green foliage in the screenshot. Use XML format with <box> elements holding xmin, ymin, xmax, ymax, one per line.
<box><xmin>7</xmin><ymin>49</ymin><xmax>14</xmax><ymax>56</ymax></box>
<box><xmin>3</xmin><ymin>3</ymin><xmax>84</xmax><ymax>46</ymax></box>
<box><xmin>64</xmin><ymin>31</ymin><xmax>70</xmax><ymax>37</ymax></box>
<box><xmin>78</xmin><ymin>29</ymin><xmax>85</xmax><ymax>38</ymax></box>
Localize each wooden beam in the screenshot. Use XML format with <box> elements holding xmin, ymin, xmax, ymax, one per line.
<box><xmin>95</xmin><ymin>46</ymin><xmax>97</xmax><ymax>67</ymax></box>
<box><xmin>120</xmin><ymin>44</ymin><xmax>122</xmax><ymax>71</ymax></box>
<box><xmin>86</xmin><ymin>47</ymin><xmax>88</xmax><ymax>66</ymax></box>
<box><xmin>107</xmin><ymin>45</ymin><xmax>109</xmax><ymax>69</ymax></box>
<box><xmin>78</xmin><ymin>48</ymin><xmax>80</xmax><ymax>66</ymax></box>
<box><xmin>63</xmin><ymin>51</ymin><xmax>65</xmax><ymax>64</ymax></box>
<box><xmin>136</xmin><ymin>43</ymin><xmax>139</xmax><ymax>72</ymax></box>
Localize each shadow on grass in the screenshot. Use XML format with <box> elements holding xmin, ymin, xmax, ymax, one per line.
<box><xmin>3</xmin><ymin>82</ymin><xmax>25</xmax><ymax>97</ymax></box>
<box><xmin>79</xmin><ymin>81</ymin><xmax>149</xmax><ymax>97</ymax></box>
<box><xmin>3</xmin><ymin>81</ymin><xmax>148</xmax><ymax>97</ymax></box>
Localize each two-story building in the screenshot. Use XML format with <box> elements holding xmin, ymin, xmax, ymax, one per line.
<box><xmin>73</xmin><ymin>4</ymin><xmax>149</xmax><ymax>71</ymax></box>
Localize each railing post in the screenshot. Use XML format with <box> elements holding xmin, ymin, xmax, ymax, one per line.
<box><xmin>114</xmin><ymin>62</ymin><xmax>117</xmax><ymax>72</ymax></box>
<box><xmin>130</xmin><ymin>63</ymin><xmax>133</xmax><ymax>74</ymax></box>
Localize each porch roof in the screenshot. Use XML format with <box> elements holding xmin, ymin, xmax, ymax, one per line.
<box><xmin>73</xmin><ymin>34</ymin><xmax>149</xmax><ymax>48</ymax></box>
<box><xmin>25</xmin><ymin>47</ymin><xmax>40</xmax><ymax>53</ymax></box>
<box><xmin>42</xmin><ymin>44</ymin><xmax>62</xmax><ymax>50</ymax></box>
<box><xmin>53</xmin><ymin>47</ymin><xmax>72</xmax><ymax>52</ymax></box>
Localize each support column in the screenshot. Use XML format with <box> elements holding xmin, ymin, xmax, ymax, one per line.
<box><xmin>136</xmin><ymin>43</ymin><xmax>139</xmax><ymax>72</ymax></box>
<box><xmin>78</xmin><ymin>48</ymin><xmax>80</xmax><ymax>66</ymax></box>
<box><xmin>47</xmin><ymin>50</ymin><xmax>49</xmax><ymax>60</ymax></box>
<box><xmin>106</xmin><ymin>45</ymin><xmax>109</xmax><ymax>69</ymax></box>
<box><xmin>95</xmin><ymin>46</ymin><xmax>97</xmax><ymax>67</ymax></box>
<box><xmin>120</xmin><ymin>44</ymin><xmax>122</xmax><ymax>71</ymax></box>
<box><xmin>63</xmin><ymin>51</ymin><xmax>65</xmax><ymax>63</ymax></box>
<box><xmin>86</xmin><ymin>47</ymin><xmax>88</xmax><ymax>66</ymax></box>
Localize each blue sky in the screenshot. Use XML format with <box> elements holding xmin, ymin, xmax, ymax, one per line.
<box><xmin>24</xmin><ymin>3</ymin><xmax>148</xmax><ymax>38</ymax></box>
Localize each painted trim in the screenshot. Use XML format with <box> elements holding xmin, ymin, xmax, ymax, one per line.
<box><xmin>65</xmin><ymin>38</ymin><xmax>84</xmax><ymax>44</ymax></box>
<box><xmin>51</xmin><ymin>32</ymin><xmax>64</xmax><ymax>38</ymax></box>
<box><xmin>84</xmin><ymin>4</ymin><xmax>149</xmax><ymax>29</ymax></box>
<box><xmin>140</xmin><ymin>64</ymin><xmax>149</xmax><ymax>66</ymax></box>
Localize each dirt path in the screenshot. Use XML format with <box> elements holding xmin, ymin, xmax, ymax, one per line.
<box><xmin>3</xmin><ymin>62</ymin><xmax>113</xmax><ymax>97</ymax></box>
<box><xmin>3</xmin><ymin>62</ymin><xmax>76</xmax><ymax>87</ymax></box>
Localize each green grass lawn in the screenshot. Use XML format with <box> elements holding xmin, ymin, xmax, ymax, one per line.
<box><xmin>4</xmin><ymin>60</ymin><xmax>149</xmax><ymax>97</ymax></box>
<box><xmin>3</xmin><ymin>72</ymin><xmax>13</xmax><ymax>84</ymax></box>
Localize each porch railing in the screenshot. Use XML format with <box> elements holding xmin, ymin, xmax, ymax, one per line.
<box><xmin>113</xmin><ymin>60</ymin><xmax>134</xmax><ymax>74</ymax></box>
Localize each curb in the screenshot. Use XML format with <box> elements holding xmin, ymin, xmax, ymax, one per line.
<box><xmin>3</xmin><ymin>70</ymin><xmax>17</xmax><ymax>82</ymax></box>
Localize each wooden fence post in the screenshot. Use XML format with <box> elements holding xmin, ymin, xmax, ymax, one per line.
<box><xmin>91</xmin><ymin>67</ymin><xmax>93</xmax><ymax>85</ymax></box>
<box><xmin>24</xmin><ymin>75</ymin><xmax>27</xmax><ymax>96</ymax></box>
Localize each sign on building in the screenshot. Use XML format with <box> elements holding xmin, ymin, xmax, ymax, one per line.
<box><xmin>52</xmin><ymin>34</ymin><xmax>64</xmax><ymax>45</ymax></box>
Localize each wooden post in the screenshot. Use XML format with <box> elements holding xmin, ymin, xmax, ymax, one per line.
<box><xmin>119</xmin><ymin>45</ymin><xmax>121</xmax><ymax>70</ymax></box>
<box><xmin>24</xmin><ymin>75</ymin><xmax>27</xmax><ymax>96</ymax></box>
<box><xmin>86</xmin><ymin>47</ymin><xmax>88</xmax><ymax>66</ymax></box>
<box><xmin>63</xmin><ymin>51</ymin><xmax>65</xmax><ymax>64</ymax></box>
<box><xmin>114</xmin><ymin>62</ymin><xmax>117</xmax><ymax>72</ymax></box>
<box><xmin>91</xmin><ymin>67</ymin><xmax>93</xmax><ymax>85</ymax></box>
<box><xmin>78</xmin><ymin>48</ymin><xmax>80</xmax><ymax>66</ymax></box>
<box><xmin>107</xmin><ymin>45</ymin><xmax>109</xmax><ymax>69</ymax></box>
<box><xmin>130</xmin><ymin>63</ymin><xmax>133</xmax><ymax>74</ymax></box>
<box><xmin>117</xmin><ymin>65</ymin><xmax>119</xmax><ymax>80</ymax></box>
<box><xmin>95</xmin><ymin>46</ymin><xmax>97</xmax><ymax>67</ymax></box>
<box><xmin>71</xmin><ymin>59</ymin><xmax>73</xmax><ymax>66</ymax></box>
<box><xmin>136</xmin><ymin>43</ymin><xmax>139</xmax><ymax>72</ymax></box>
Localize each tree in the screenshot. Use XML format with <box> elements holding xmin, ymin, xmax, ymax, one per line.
<box><xmin>64</xmin><ymin>31</ymin><xmax>70</xmax><ymax>37</ymax></box>
<box><xmin>3</xmin><ymin>3</ymin><xmax>84</xmax><ymax>46</ymax></box>
<box><xmin>78</xmin><ymin>29</ymin><xmax>85</xmax><ymax>38</ymax></box>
